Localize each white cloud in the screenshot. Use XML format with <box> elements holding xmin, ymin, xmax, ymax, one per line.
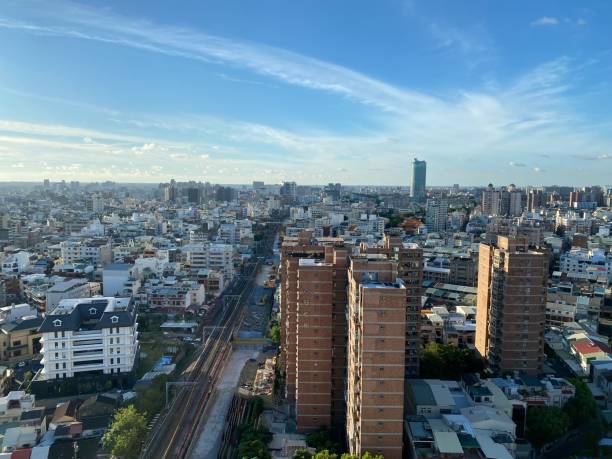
<box><xmin>576</xmin><ymin>18</ymin><xmax>587</xmax><ymax>26</ymax></box>
<box><xmin>200</xmin><ymin>154</ymin><xmax>210</xmax><ymax>160</ymax></box>
<box><xmin>83</xmin><ymin>136</ymin><xmax>93</xmax><ymax>143</ymax></box>
<box><xmin>131</xmin><ymin>142</ymin><xmax>157</xmax><ymax>155</ymax></box>
<box><xmin>531</xmin><ymin>17</ymin><xmax>559</xmax><ymax>26</ymax></box>
<box><xmin>509</xmin><ymin>161</ymin><xmax>527</xmax><ymax>167</ymax></box>
<box><xmin>11</xmin><ymin>162</ymin><xmax>24</xmax><ymax>168</ymax></box>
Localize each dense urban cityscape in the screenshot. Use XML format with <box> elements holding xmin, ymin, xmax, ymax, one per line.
<box><xmin>0</xmin><ymin>171</ymin><xmax>610</xmax><ymax>458</ymax></box>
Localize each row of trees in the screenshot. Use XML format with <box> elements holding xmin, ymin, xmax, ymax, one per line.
<box><xmin>295</xmin><ymin>451</ymin><xmax>384</xmax><ymax>459</ymax></box>
<box><xmin>419</xmin><ymin>342</ymin><xmax>484</xmax><ymax>380</ymax></box>
<box><xmin>526</xmin><ymin>379</ymin><xmax>601</xmax><ymax>450</ymax></box>
<box><xmin>237</xmin><ymin>397</ymin><xmax>273</xmax><ymax>459</ymax></box>
<box><xmin>292</xmin><ymin>429</ymin><xmax>384</xmax><ymax>459</ymax></box>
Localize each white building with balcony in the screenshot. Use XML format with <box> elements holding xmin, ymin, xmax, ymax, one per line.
<box><xmin>38</xmin><ymin>297</ymin><xmax>138</xmax><ymax>381</ymax></box>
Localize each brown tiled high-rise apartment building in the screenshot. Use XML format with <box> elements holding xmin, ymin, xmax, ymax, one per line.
<box><xmin>279</xmin><ymin>232</ymin><xmax>350</xmax><ymax>433</ymax></box>
<box><xmin>476</xmin><ymin>235</ymin><xmax>548</xmax><ymax>375</ymax></box>
<box><xmin>363</xmin><ymin>235</ymin><xmax>423</xmax><ymax>377</ymax></box>
<box><xmin>279</xmin><ymin>231</ymin><xmax>423</xmax><ymax>451</ymax></box>
<box><xmin>346</xmin><ymin>254</ymin><xmax>406</xmax><ymax>459</ymax></box>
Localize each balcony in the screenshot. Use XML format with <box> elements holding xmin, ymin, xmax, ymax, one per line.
<box><xmin>74</xmin><ymin>329</ymin><xmax>102</xmax><ymax>336</ymax></box>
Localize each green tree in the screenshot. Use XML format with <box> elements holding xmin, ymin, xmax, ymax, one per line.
<box><xmin>420</xmin><ymin>343</ymin><xmax>483</xmax><ymax>380</ymax></box>
<box><xmin>238</xmin><ymin>439</ymin><xmax>270</xmax><ymax>459</ymax></box>
<box><xmin>313</xmin><ymin>450</ymin><xmax>337</xmax><ymax>459</ymax></box>
<box><xmin>306</xmin><ymin>428</ymin><xmax>339</xmax><ymax>453</ymax></box>
<box><xmin>361</xmin><ymin>453</ymin><xmax>384</xmax><ymax>459</ymax></box>
<box><xmin>526</xmin><ymin>406</ymin><xmax>569</xmax><ymax>449</ymax></box>
<box><xmin>294</xmin><ymin>449</ymin><xmax>313</xmax><ymax>459</ymax></box>
<box><xmin>23</xmin><ymin>371</ymin><xmax>34</xmax><ymax>384</ymax></box>
<box><xmin>563</xmin><ymin>379</ymin><xmax>598</xmax><ymax>427</ymax></box>
<box><xmin>268</xmin><ymin>321</ymin><xmax>281</xmax><ymax>344</ymax></box>
<box><xmin>102</xmin><ymin>405</ymin><xmax>147</xmax><ymax>459</ymax></box>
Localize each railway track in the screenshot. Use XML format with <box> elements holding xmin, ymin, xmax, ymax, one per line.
<box><xmin>141</xmin><ymin>261</ymin><xmax>260</xmax><ymax>459</ymax></box>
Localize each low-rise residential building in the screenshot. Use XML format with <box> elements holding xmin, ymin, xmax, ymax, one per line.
<box><xmin>46</xmin><ymin>279</ymin><xmax>93</xmax><ymax>313</ymax></box>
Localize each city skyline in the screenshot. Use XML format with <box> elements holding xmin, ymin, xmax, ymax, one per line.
<box><xmin>1</xmin><ymin>1</ymin><xmax>612</xmax><ymax>185</ymax></box>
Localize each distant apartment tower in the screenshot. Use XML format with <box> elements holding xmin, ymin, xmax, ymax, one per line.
<box><xmin>346</xmin><ymin>255</ymin><xmax>406</xmax><ymax>459</ymax></box>
<box><xmin>280</xmin><ymin>181</ymin><xmax>297</xmax><ymax>204</ymax></box>
<box><xmin>527</xmin><ymin>188</ymin><xmax>545</xmax><ymax>212</ymax></box>
<box><xmin>425</xmin><ymin>197</ymin><xmax>448</xmax><ymax>233</ymax></box>
<box><xmin>252</xmin><ymin>181</ymin><xmax>265</xmax><ymax>192</ymax></box>
<box><xmin>163</xmin><ymin>180</ymin><xmax>177</xmax><ymax>202</ymax></box>
<box><xmin>410</xmin><ymin>158</ymin><xmax>427</xmax><ymax>203</ymax></box>
<box><xmin>185</xmin><ymin>187</ymin><xmax>201</xmax><ymax>204</ymax></box>
<box><xmin>86</xmin><ymin>194</ymin><xmax>105</xmax><ymax>213</ymax></box>
<box><xmin>476</xmin><ymin>236</ymin><xmax>548</xmax><ymax>375</ymax></box>
<box><xmin>482</xmin><ymin>184</ymin><xmax>523</xmax><ymax>217</ymax></box>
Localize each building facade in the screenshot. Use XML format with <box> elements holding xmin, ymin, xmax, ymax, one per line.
<box><xmin>346</xmin><ymin>255</ymin><xmax>406</xmax><ymax>459</ymax></box>
<box><xmin>39</xmin><ymin>297</ymin><xmax>138</xmax><ymax>381</ymax></box>
<box><xmin>476</xmin><ymin>236</ymin><xmax>548</xmax><ymax>375</ymax></box>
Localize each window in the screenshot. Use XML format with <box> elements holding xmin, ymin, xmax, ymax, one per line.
<box><xmin>110</xmin><ymin>358</ymin><xmax>114</xmax><ymax>364</ymax></box>
<box><xmin>54</xmin><ymin>331</ymin><xmax>58</xmax><ymax>338</ymax></box>
<box><xmin>117</xmin><ymin>358</ymin><xmax>120</xmax><ymax>364</ymax></box>
<box><xmin>55</xmin><ymin>352</ymin><xmax>58</xmax><ymax>359</ymax></box>
<box><xmin>53</xmin><ymin>319</ymin><xmax>62</xmax><ymax>327</ymax></box>
<box><xmin>89</xmin><ymin>307</ymin><xmax>97</xmax><ymax>315</ymax></box>
<box><xmin>111</xmin><ymin>316</ymin><xmax>119</xmax><ymax>324</ymax></box>
<box><xmin>55</xmin><ymin>363</ymin><xmax>59</xmax><ymax>369</ymax></box>
<box><xmin>61</xmin><ymin>331</ymin><xmax>65</xmax><ymax>338</ymax></box>
<box><xmin>62</xmin><ymin>362</ymin><xmax>66</xmax><ymax>369</ymax></box>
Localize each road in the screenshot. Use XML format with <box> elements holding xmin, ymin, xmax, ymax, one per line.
<box><xmin>140</xmin><ymin>222</ymin><xmax>279</xmax><ymax>459</ymax></box>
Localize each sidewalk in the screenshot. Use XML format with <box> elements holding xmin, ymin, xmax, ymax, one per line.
<box><xmin>187</xmin><ymin>349</ymin><xmax>258</xmax><ymax>459</ymax></box>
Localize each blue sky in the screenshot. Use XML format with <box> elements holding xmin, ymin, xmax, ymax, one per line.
<box><xmin>0</xmin><ymin>0</ymin><xmax>611</xmax><ymax>185</ymax></box>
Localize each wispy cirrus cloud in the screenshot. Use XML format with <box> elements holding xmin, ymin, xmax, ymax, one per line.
<box><xmin>0</xmin><ymin>4</ymin><xmax>433</xmax><ymax>115</ymax></box>
<box><xmin>531</xmin><ymin>17</ymin><xmax>559</xmax><ymax>27</ymax></box>
<box><xmin>0</xmin><ymin>1</ymin><xmax>610</xmax><ymax>185</ymax></box>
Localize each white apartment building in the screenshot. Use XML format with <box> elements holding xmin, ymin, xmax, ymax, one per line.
<box><xmin>39</xmin><ymin>297</ymin><xmax>138</xmax><ymax>381</ymax></box>
<box><xmin>560</xmin><ymin>248</ymin><xmax>612</xmax><ymax>281</ymax></box>
<box><xmin>60</xmin><ymin>239</ymin><xmax>112</xmax><ymax>266</ymax></box>
<box><xmin>218</xmin><ymin>223</ymin><xmax>238</xmax><ymax>245</ymax></box>
<box><xmin>425</xmin><ymin>198</ymin><xmax>449</xmax><ymax>233</ymax></box>
<box><xmin>208</xmin><ymin>243</ymin><xmax>234</xmax><ymax>281</ymax></box>
<box><xmin>1</xmin><ymin>252</ymin><xmax>32</xmax><ymax>274</ymax></box>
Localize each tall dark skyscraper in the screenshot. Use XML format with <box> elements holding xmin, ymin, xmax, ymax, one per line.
<box><xmin>410</xmin><ymin>158</ymin><xmax>427</xmax><ymax>203</ymax></box>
